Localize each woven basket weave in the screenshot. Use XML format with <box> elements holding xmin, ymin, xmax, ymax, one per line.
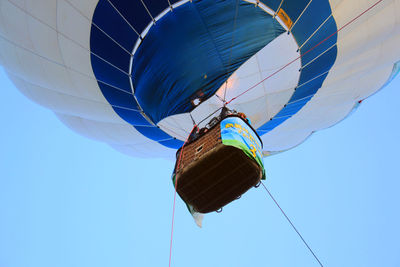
<box><xmin>175</xmin><ymin>117</ymin><xmax>262</xmax><ymax>213</ymax></box>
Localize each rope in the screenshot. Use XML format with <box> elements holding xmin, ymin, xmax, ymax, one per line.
<box><xmin>168</xmin><ymin>125</ymin><xmax>198</xmax><ymax>267</ymax></box>
<box><xmin>260</xmin><ymin>182</ymin><xmax>324</xmax><ymax>267</ymax></box>
<box><xmin>289</xmin><ymin>0</ymin><xmax>312</xmax><ymax>33</ymax></box>
<box><xmin>274</xmin><ymin>0</ymin><xmax>285</xmax><ymax>18</ymax></box>
<box><xmin>140</xmin><ymin>0</ymin><xmax>156</xmax><ymax>23</ymax></box>
<box><xmin>225</xmin><ymin>0</ymin><xmax>384</xmax><ymax>105</ymax></box>
<box><xmin>197</xmin><ymin>107</ymin><xmax>223</xmax><ymax>126</ymax></box>
<box><xmin>297</xmin><ymin>14</ymin><xmax>332</xmax><ymax>51</ymax></box>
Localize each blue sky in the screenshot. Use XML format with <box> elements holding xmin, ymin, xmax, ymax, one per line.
<box><xmin>0</xmin><ymin>66</ymin><xmax>399</xmax><ymax>267</ymax></box>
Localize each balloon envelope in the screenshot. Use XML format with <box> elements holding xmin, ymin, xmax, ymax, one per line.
<box><xmin>0</xmin><ymin>0</ymin><xmax>399</xmax><ymax>158</ymax></box>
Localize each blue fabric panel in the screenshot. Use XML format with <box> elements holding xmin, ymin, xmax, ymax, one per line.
<box><xmin>90</xmin><ymin>0</ymin><xmax>339</xmax><ymax>147</ymax></box>
<box><xmin>92</xmin><ymin>0</ymin><xmax>138</xmax><ymax>51</ymax></box>
<box><xmin>142</xmin><ymin>0</ymin><xmax>168</xmax><ymax>18</ymax></box>
<box><xmin>304</xmin><ymin>46</ymin><xmax>337</xmax><ymax>76</ymax></box>
<box><xmin>291</xmin><ymin>0</ymin><xmax>332</xmax><ymax>46</ymax></box>
<box><xmin>90</xmin><ymin>26</ymin><xmax>131</xmax><ymax>73</ymax></box>
<box><xmin>259</xmin><ymin>0</ymin><xmax>282</xmax><ymax>11</ymax></box>
<box><xmin>273</xmin><ymin>97</ymin><xmax>310</xmax><ymax>117</ymax></box>
<box><xmin>257</xmin><ymin>117</ymin><xmax>288</xmax><ymax>132</ymax></box>
<box><xmin>97</xmin><ymin>82</ymin><xmax>149</xmax><ymax>126</ymax></box>
<box><xmin>298</xmin><ymin>52</ymin><xmax>335</xmax><ymax>86</ymax></box>
<box><xmin>108</xmin><ymin>0</ymin><xmax>166</xmax><ymax>34</ymax></box>
<box><xmin>97</xmin><ymin>83</ymin><xmax>151</xmax><ymax>128</ymax></box>
<box><xmin>158</xmin><ymin>139</ymin><xmax>184</xmax><ymax>149</ymax></box>
<box><xmin>98</xmin><ymin>82</ymin><xmax>139</xmax><ymax>110</ymax></box>
<box><xmin>113</xmin><ymin>107</ymin><xmax>151</xmax><ymax>126</ymax></box>
<box><xmin>91</xmin><ymin>1</ymin><xmax>179</xmax><ymax>148</ymax></box>
<box><xmin>132</xmin><ymin>0</ymin><xmax>285</xmax><ymax>123</ymax></box>
<box><xmin>300</xmin><ymin>17</ymin><xmax>338</xmax><ymax>66</ymax></box>
<box><xmin>255</xmin><ymin>0</ymin><xmax>338</xmax><ymax>136</ymax></box>
<box><xmin>296</xmin><ymin>51</ymin><xmax>336</xmax><ymax>90</ymax></box>
<box><xmin>134</xmin><ymin>126</ymin><xmax>173</xmax><ymax>141</ymax></box>
<box><xmin>90</xmin><ymin>55</ymin><xmax>131</xmax><ymax>93</ymax></box>
<box><xmin>290</xmin><ymin>76</ymin><xmax>327</xmax><ymax>101</ymax></box>
<box><xmin>281</xmin><ymin>0</ymin><xmax>311</xmax><ymax>23</ymax></box>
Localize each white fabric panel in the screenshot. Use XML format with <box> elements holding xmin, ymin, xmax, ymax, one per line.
<box><xmin>318</xmin><ymin>63</ymin><xmax>393</xmax><ymax>103</ymax></box>
<box><xmin>7</xmin><ymin>72</ymin><xmax>122</xmax><ymax>123</ymax></box>
<box><xmin>0</xmin><ymin>24</ymin><xmax>79</xmax><ymax>99</ymax></box>
<box><xmin>110</xmin><ymin>143</ymin><xmax>175</xmax><ymax>159</ymax></box>
<box><xmin>265</xmin><ymin>89</ymin><xmax>294</xmax><ymax>121</ymax></box>
<box><xmin>40</xmin><ymin>58</ymin><xmax>88</xmax><ymax>100</ymax></box>
<box><xmin>159</xmin><ymin>32</ymin><xmax>300</xmax><ymax>139</ymax></box>
<box><xmin>323</xmin><ymin>46</ymin><xmax>381</xmax><ymax>88</ymax></box>
<box><xmin>332</xmin><ymin>0</ymin><xmax>395</xmax><ymax>33</ymax></box>
<box><xmin>0</xmin><ymin>0</ymin><xmax>34</xmax><ymax>50</ymax></box>
<box><xmin>56</xmin><ymin>0</ymin><xmax>91</xmax><ymax>50</ymax></box>
<box><xmin>320</xmin><ymin>33</ymin><xmax>400</xmax><ymax>93</ymax></box>
<box><xmin>332</xmin><ymin>2</ymin><xmax>399</xmax><ymax>68</ymax></box>
<box><xmin>262</xmin><ymin>0</ymin><xmax>400</xmax><ymax>153</ymax></box>
<box><xmin>158</xmin><ymin>114</ymin><xmax>193</xmax><ymax>141</ymax></box>
<box><xmin>7</xmin><ymin>0</ymin><xmax>23</xmax><ymax>9</ymax></box>
<box><xmin>218</xmin><ymin>32</ymin><xmax>299</xmax><ymax>102</ymax></box>
<box><xmin>56</xmin><ymin>113</ymin><xmax>106</xmax><ymax>141</ymax></box>
<box><xmin>0</xmin><ymin>37</ymin><xmax>22</xmax><ymax>73</ymax></box>
<box><xmin>282</xmin><ymin>64</ymin><xmax>391</xmax><ymax>136</ymax></box>
<box><xmin>233</xmin><ymin>95</ymin><xmax>270</xmax><ymax>129</ymax></box>
<box><xmin>0</xmin><ymin>4</ymin><xmax>7</xmax><ymax>37</ymax></box>
<box><xmin>190</xmin><ymin>97</ymin><xmax>223</xmax><ymax>129</ymax></box>
<box><xmin>353</xmin><ymin>65</ymin><xmax>393</xmax><ymax>100</ymax></box>
<box><xmin>262</xmin><ymin>128</ymin><xmax>312</xmax><ymax>152</ymax></box>
<box><xmin>262</xmin><ymin>66</ymin><xmax>394</xmax><ymax>152</ymax></box>
<box><xmin>65</xmin><ymin>0</ymin><xmax>99</xmax><ymax>20</ymax></box>
<box><xmin>0</xmin><ymin>0</ymin><xmax>147</xmax><ymax>158</ymax></box>
<box><xmin>13</xmin><ymin>44</ymin><xmax>51</xmax><ymax>88</ymax></box>
<box><xmin>14</xmin><ymin>46</ymin><xmax>86</xmax><ymax>100</ymax></box>
<box><xmin>56</xmin><ymin>113</ymin><xmax>175</xmax><ymax>159</ymax></box>
<box><xmin>25</xmin><ymin>0</ymin><xmax>57</xmax><ymax>29</ymax></box>
<box><xmin>223</xmin><ymin>68</ymin><xmax>266</xmax><ymax>102</ymax></box>
<box><xmin>1</xmin><ymin>0</ymin><xmax>399</xmax><ymax>159</ymax></box>
<box><xmin>329</xmin><ymin>0</ymin><xmax>345</xmax><ymax>10</ymax></box>
<box><xmin>57</xmin><ymin>34</ymin><xmax>95</xmax><ymax>79</ymax></box>
<box><xmin>26</xmin><ymin>14</ymin><xmax>64</xmax><ymax>64</ymax></box>
<box><xmin>0</xmin><ymin>0</ymin><xmax>129</xmax><ymax>123</ymax></box>
<box><xmin>262</xmin><ymin>94</ymin><xmax>356</xmax><ymax>151</ymax></box>
<box><xmin>255</xmin><ymin>33</ymin><xmax>300</xmax><ymax>95</ymax></box>
<box><xmin>56</xmin><ymin>113</ymin><xmax>151</xmax><ymax>145</ymax></box>
<box><xmin>6</xmin><ymin>70</ymin><xmax>34</xmax><ymax>100</ymax></box>
<box><xmin>66</xmin><ymin>70</ymin><xmax>107</xmax><ymax>103</ymax></box>
<box><xmin>57</xmin><ymin>113</ymin><xmax>175</xmax><ymax>159</ymax></box>
<box><xmin>11</xmin><ymin>0</ymin><xmax>104</xmax><ymax>103</ymax></box>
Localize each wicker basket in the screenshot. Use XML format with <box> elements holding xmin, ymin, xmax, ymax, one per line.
<box><xmin>175</xmin><ymin>116</ymin><xmax>263</xmax><ymax>213</ymax></box>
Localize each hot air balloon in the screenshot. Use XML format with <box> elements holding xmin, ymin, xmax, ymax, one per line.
<box><xmin>0</xmin><ymin>0</ymin><xmax>399</xmax><ymax>223</ymax></box>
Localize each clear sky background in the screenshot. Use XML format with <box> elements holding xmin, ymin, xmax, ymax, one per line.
<box><xmin>0</xmin><ymin>66</ymin><xmax>399</xmax><ymax>267</ymax></box>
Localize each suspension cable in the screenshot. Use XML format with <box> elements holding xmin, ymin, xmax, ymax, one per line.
<box><xmin>226</xmin><ymin>0</ymin><xmax>384</xmax><ymax>105</ymax></box>
<box><xmin>260</xmin><ymin>182</ymin><xmax>324</xmax><ymax>267</ymax></box>
<box><xmin>169</xmin><ymin>1</ymin><xmax>383</xmax><ymax>264</ymax></box>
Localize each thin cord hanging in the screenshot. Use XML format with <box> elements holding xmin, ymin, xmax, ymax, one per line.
<box><xmin>169</xmin><ymin>125</ymin><xmax>198</xmax><ymax>267</ymax></box>
<box><xmin>260</xmin><ymin>182</ymin><xmax>324</xmax><ymax>267</ymax></box>
<box><xmin>197</xmin><ymin>107</ymin><xmax>223</xmax><ymax>126</ymax></box>
<box><xmin>189</xmin><ymin>113</ymin><xmax>197</xmax><ymax>126</ymax></box>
